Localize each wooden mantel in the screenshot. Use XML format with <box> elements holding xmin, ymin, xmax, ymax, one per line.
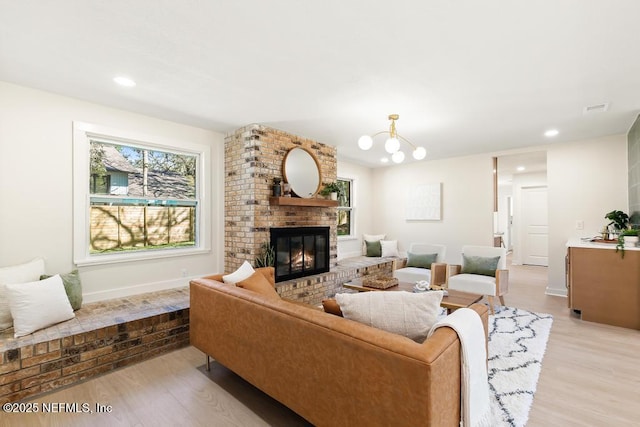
<box><xmin>269</xmin><ymin>197</ymin><xmax>338</xmax><ymax>207</ymax></box>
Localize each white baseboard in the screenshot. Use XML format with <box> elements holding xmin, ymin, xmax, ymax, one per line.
<box><xmin>82</xmin><ymin>276</ymin><xmax>193</xmax><ymax>304</ymax></box>
<box><xmin>545</xmin><ymin>287</ymin><xmax>568</xmax><ymax>297</ymax></box>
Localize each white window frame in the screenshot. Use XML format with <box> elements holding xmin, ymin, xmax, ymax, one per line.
<box><xmin>337</xmin><ymin>177</ymin><xmax>356</xmax><ymax>240</ymax></box>
<box><xmin>73</xmin><ymin>121</ymin><xmax>211</xmax><ymax>266</ymax></box>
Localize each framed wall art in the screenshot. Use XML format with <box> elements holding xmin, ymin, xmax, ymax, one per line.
<box><xmin>405</xmin><ymin>183</ymin><xmax>442</xmax><ymax>221</ymax></box>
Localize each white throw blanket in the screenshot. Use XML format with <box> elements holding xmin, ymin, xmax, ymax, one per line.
<box><xmin>428</xmin><ymin>308</ymin><xmax>492</xmax><ymax>427</ymax></box>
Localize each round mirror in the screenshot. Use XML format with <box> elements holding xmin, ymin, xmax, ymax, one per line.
<box><xmin>283</xmin><ymin>147</ymin><xmax>321</xmax><ymax>198</ymax></box>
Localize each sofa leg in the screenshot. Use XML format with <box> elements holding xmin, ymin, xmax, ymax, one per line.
<box><xmin>206</xmin><ymin>355</ymin><xmax>210</xmax><ymax>372</ymax></box>
<box><xmin>498</xmin><ymin>295</ymin><xmax>505</xmax><ymax>306</ymax></box>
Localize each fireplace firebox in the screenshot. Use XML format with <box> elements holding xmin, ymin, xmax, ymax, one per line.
<box><xmin>270</xmin><ymin>227</ymin><xmax>330</xmax><ymax>282</ymax></box>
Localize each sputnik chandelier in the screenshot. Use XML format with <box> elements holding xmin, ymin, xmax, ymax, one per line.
<box><xmin>357</xmin><ymin>114</ymin><xmax>427</xmax><ymax>163</ymax></box>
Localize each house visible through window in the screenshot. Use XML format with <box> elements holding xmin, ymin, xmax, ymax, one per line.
<box><xmin>73</xmin><ymin>121</ymin><xmax>211</xmax><ymax>266</ymax></box>
<box><xmin>337</xmin><ymin>178</ymin><xmax>353</xmax><ymax>237</ymax></box>
<box><xmin>89</xmin><ymin>141</ymin><xmax>197</xmax><ymax>253</ymax></box>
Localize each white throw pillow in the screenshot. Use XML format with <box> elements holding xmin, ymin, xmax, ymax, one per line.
<box><xmin>380</xmin><ymin>240</ymin><xmax>399</xmax><ymax>257</ymax></box>
<box><xmin>362</xmin><ymin>233</ymin><xmax>386</xmax><ymax>255</ymax></box>
<box><xmin>336</xmin><ymin>290</ymin><xmax>444</xmax><ymax>342</ymax></box>
<box><xmin>6</xmin><ymin>274</ymin><xmax>75</xmax><ymax>338</ymax></box>
<box><xmin>222</xmin><ymin>261</ymin><xmax>256</xmax><ymax>284</ymax></box>
<box><xmin>0</xmin><ymin>257</ymin><xmax>46</xmax><ymax>330</ymax></box>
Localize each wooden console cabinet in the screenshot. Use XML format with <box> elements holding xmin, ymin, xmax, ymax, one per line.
<box><xmin>566</xmin><ymin>240</ymin><xmax>640</xmax><ymax>329</ymax></box>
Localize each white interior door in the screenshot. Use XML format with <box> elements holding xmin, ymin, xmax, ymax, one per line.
<box><xmin>522</xmin><ymin>186</ymin><xmax>548</xmax><ymax>266</ymax></box>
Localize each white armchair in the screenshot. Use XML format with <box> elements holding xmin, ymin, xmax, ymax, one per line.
<box><xmin>446</xmin><ymin>245</ymin><xmax>508</xmax><ymax>314</ymax></box>
<box><xmin>393</xmin><ymin>243</ymin><xmax>447</xmax><ymax>287</ymax></box>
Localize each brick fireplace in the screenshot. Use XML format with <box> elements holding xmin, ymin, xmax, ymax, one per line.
<box><xmin>224</xmin><ymin>125</ymin><xmax>394</xmax><ymax>304</ymax></box>
<box><xmin>224</xmin><ymin>124</ymin><xmax>338</xmax><ymax>286</ymax></box>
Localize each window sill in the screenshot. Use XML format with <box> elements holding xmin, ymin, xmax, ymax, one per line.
<box><xmin>75</xmin><ymin>247</ymin><xmax>211</xmax><ymax>267</ymax></box>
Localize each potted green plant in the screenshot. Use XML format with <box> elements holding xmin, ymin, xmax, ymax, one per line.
<box><xmin>605</xmin><ymin>210</ymin><xmax>629</xmax><ymax>232</ymax></box>
<box><xmin>319</xmin><ymin>182</ymin><xmax>342</xmax><ymax>200</ymax></box>
<box><xmin>255</xmin><ymin>241</ymin><xmax>275</xmax><ymax>267</ymax></box>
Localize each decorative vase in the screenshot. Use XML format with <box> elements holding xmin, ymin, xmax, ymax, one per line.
<box><xmin>272</xmin><ymin>183</ymin><xmax>282</xmax><ymax>197</ymax></box>
<box><xmin>330</xmin><ymin>192</ymin><xmax>338</xmax><ymax>201</ymax></box>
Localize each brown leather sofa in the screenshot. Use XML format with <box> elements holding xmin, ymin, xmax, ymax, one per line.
<box><xmin>190</xmin><ymin>267</ymin><xmax>489</xmax><ymax>427</ymax></box>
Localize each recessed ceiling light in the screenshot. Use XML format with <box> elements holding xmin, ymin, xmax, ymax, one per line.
<box><xmin>113</xmin><ymin>76</ymin><xmax>136</xmax><ymax>87</ymax></box>
<box><xmin>544</xmin><ymin>129</ymin><xmax>559</xmax><ymax>137</ymax></box>
<box><xmin>516</xmin><ymin>166</ymin><xmax>526</xmax><ymax>172</ymax></box>
<box><xmin>380</xmin><ymin>157</ymin><xmax>389</xmax><ymax>163</ymax></box>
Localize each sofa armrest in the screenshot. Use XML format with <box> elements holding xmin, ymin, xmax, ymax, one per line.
<box><xmin>284</xmin><ymin>298</ymin><xmax>322</xmax><ymax>311</ymax></box>
<box><xmin>430</xmin><ymin>262</ymin><xmax>447</xmax><ymax>287</ymax></box>
<box><xmin>496</xmin><ymin>269</ymin><xmax>509</xmax><ymax>296</ymax></box>
<box><xmin>201</xmin><ymin>273</ymin><xmax>224</xmax><ymax>282</ymax></box>
<box><xmin>201</xmin><ymin>266</ymin><xmax>275</xmax><ymax>287</ymax></box>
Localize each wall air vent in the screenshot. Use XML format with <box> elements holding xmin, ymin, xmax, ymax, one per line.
<box><xmin>583</xmin><ymin>103</ymin><xmax>609</xmax><ymax>114</ymax></box>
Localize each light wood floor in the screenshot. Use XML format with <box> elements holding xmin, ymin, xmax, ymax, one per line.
<box><xmin>8</xmin><ymin>262</ymin><xmax>640</xmax><ymax>427</ymax></box>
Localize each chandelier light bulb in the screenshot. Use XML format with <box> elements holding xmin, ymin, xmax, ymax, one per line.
<box><xmin>412</xmin><ymin>146</ymin><xmax>427</xmax><ymax>160</ymax></box>
<box><xmin>385</xmin><ymin>137</ymin><xmax>400</xmax><ymax>154</ymax></box>
<box><xmin>358</xmin><ymin>135</ymin><xmax>373</xmax><ymax>150</ymax></box>
<box><xmin>391</xmin><ymin>150</ymin><xmax>405</xmax><ymax>163</ymax></box>
<box><xmin>357</xmin><ymin>114</ymin><xmax>427</xmax><ymax>164</ymax></box>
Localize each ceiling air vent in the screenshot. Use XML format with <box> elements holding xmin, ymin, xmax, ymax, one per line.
<box><xmin>583</xmin><ymin>103</ymin><xmax>609</xmax><ymax>114</ymax></box>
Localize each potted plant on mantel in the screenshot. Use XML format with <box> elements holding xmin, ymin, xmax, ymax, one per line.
<box><xmin>319</xmin><ymin>182</ymin><xmax>342</xmax><ymax>201</ymax></box>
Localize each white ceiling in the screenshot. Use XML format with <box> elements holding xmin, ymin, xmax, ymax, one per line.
<box><xmin>497</xmin><ymin>151</ymin><xmax>547</xmax><ymax>184</ymax></box>
<box><xmin>1</xmin><ymin>0</ymin><xmax>639</xmax><ymax>168</ymax></box>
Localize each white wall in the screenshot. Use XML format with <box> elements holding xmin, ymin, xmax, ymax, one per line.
<box><xmin>370</xmin><ymin>154</ymin><xmax>495</xmax><ymax>264</ymax></box>
<box><xmin>546</xmin><ymin>134</ymin><xmax>628</xmax><ymax>296</ymax></box>
<box><xmin>336</xmin><ymin>160</ymin><xmax>374</xmax><ymax>258</ymax></box>
<box><xmin>0</xmin><ymin>82</ymin><xmax>225</xmax><ymax>302</ymax></box>
<box><xmin>343</xmin><ymin>134</ymin><xmax>628</xmax><ymax>299</ymax></box>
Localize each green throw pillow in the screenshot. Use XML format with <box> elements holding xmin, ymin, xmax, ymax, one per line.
<box><xmin>365</xmin><ymin>240</ymin><xmax>382</xmax><ymax>257</ymax></box>
<box><xmin>40</xmin><ymin>270</ymin><xmax>83</xmax><ymax>310</ymax></box>
<box><xmin>406</xmin><ymin>252</ymin><xmax>438</xmax><ymax>269</ymax></box>
<box><xmin>461</xmin><ymin>255</ymin><xmax>500</xmax><ymax>277</ymax></box>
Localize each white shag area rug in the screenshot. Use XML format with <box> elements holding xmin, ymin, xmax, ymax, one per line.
<box><xmin>488</xmin><ymin>306</ymin><xmax>553</xmax><ymax>427</ymax></box>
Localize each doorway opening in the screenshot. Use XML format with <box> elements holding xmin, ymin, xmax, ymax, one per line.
<box><xmin>495</xmin><ymin>151</ymin><xmax>548</xmax><ymax>267</ymax></box>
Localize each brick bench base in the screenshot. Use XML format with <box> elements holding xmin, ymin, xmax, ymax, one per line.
<box><xmin>0</xmin><ymin>287</ymin><xmax>189</xmax><ymax>403</ymax></box>
<box><xmin>275</xmin><ymin>255</ymin><xmax>400</xmax><ymax>306</ymax></box>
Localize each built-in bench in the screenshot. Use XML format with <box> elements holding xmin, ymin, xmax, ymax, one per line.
<box><xmin>0</xmin><ymin>287</ymin><xmax>189</xmax><ymax>404</ymax></box>
<box><xmin>275</xmin><ymin>255</ymin><xmax>402</xmax><ymax>304</ymax></box>
<box><xmin>0</xmin><ymin>255</ymin><xmax>397</xmax><ymax>403</ymax></box>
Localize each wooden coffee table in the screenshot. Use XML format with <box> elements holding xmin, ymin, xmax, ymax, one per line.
<box><xmin>343</xmin><ymin>278</ymin><xmax>483</xmax><ymax>313</ymax></box>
